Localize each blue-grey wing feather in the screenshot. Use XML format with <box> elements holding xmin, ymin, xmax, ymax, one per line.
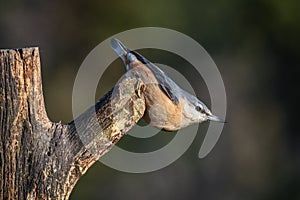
<box><xmin>110</xmin><ymin>38</ymin><xmax>129</xmax><ymax>62</ymax></box>
<box><xmin>130</xmin><ymin>51</ymin><xmax>180</xmax><ymax>105</ymax></box>
<box><xmin>110</xmin><ymin>39</ymin><xmax>180</xmax><ymax>105</ymax></box>
<box><xmin>147</xmin><ymin>62</ymin><xmax>180</xmax><ymax>105</ymax></box>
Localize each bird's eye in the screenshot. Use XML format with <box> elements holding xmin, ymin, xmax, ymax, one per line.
<box><xmin>195</xmin><ymin>106</ymin><xmax>201</xmax><ymax>112</ymax></box>
<box><xmin>195</xmin><ymin>106</ymin><xmax>205</xmax><ymax>113</ymax></box>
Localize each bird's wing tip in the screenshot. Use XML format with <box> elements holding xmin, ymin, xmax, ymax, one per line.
<box><xmin>110</xmin><ymin>38</ymin><xmax>130</xmax><ymax>58</ymax></box>
<box><xmin>110</xmin><ymin>38</ymin><xmax>120</xmax><ymax>50</ymax></box>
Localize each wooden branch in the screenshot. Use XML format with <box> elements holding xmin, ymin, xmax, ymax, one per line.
<box><xmin>0</xmin><ymin>47</ymin><xmax>146</xmax><ymax>199</ymax></box>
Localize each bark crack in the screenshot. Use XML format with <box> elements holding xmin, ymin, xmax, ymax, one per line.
<box><xmin>0</xmin><ymin>47</ymin><xmax>146</xmax><ymax>200</ymax></box>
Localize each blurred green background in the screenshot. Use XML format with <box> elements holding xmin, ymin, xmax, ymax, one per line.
<box><xmin>1</xmin><ymin>0</ymin><xmax>299</xmax><ymax>199</ymax></box>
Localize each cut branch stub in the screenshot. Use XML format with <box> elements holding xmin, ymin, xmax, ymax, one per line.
<box><xmin>0</xmin><ymin>47</ymin><xmax>146</xmax><ymax>200</ymax></box>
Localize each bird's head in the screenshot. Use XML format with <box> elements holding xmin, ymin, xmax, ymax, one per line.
<box><xmin>180</xmin><ymin>92</ymin><xmax>225</xmax><ymax>126</ymax></box>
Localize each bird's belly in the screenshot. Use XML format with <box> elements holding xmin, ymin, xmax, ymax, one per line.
<box><xmin>142</xmin><ymin>85</ymin><xmax>182</xmax><ymax>131</ymax></box>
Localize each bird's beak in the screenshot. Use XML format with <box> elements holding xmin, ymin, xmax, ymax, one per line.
<box><xmin>110</xmin><ymin>38</ymin><xmax>130</xmax><ymax>63</ymax></box>
<box><xmin>207</xmin><ymin>114</ymin><xmax>226</xmax><ymax>123</ymax></box>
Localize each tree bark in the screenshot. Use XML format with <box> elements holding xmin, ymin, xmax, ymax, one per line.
<box><xmin>0</xmin><ymin>47</ymin><xmax>146</xmax><ymax>199</ymax></box>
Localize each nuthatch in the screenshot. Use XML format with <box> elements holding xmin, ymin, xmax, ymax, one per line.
<box><xmin>110</xmin><ymin>38</ymin><xmax>225</xmax><ymax>131</ymax></box>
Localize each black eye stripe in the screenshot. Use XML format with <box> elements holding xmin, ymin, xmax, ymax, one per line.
<box><xmin>129</xmin><ymin>51</ymin><xmax>149</xmax><ymax>64</ymax></box>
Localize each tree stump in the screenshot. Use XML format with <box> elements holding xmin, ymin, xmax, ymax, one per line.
<box><xmin>0</xmin><ymin>47</ymin><xmax>146</xmax><ymax>199</ymax></box>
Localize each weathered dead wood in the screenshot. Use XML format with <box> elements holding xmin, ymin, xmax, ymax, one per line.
<box><xmin>0</xmin><ymin>47</ymin><xmax>146</xmax><ymax>199</ymax></box>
